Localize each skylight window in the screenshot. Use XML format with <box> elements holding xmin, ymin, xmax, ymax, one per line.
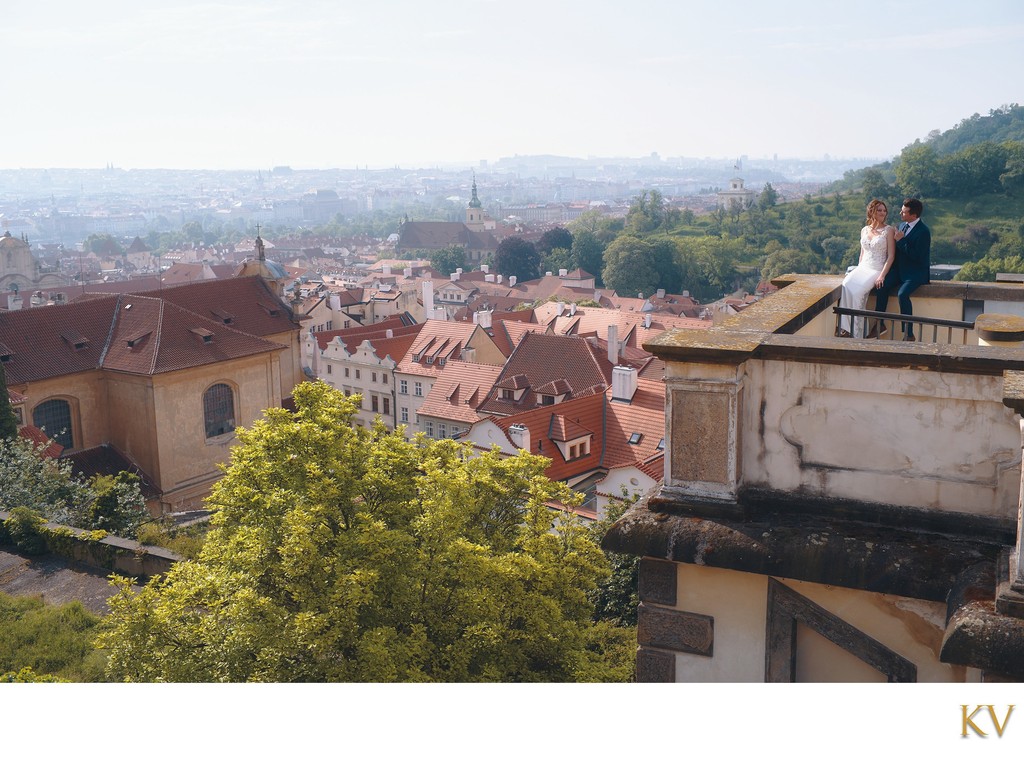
<box><xmin>656</xmin><ymin>438</ymin><xmax>665</xmax><ymax>451</ymax></box>
<box><xmin>628</xmin><ymin>433</ymin><xmax>643</xmax><ymax>445</ymax></box>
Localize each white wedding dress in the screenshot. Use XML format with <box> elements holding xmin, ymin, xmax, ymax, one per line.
<box><xmin>839</xmin><ymin>225</ymin><xmax>891</xmax><ymax>338</ymax></box>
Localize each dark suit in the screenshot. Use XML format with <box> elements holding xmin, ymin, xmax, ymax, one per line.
<box><xmin>874</xmin><ymin>219</ymin><xmax>930</xmax><ymax>338</ymax></box>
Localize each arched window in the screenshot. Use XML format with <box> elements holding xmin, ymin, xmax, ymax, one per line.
<box><xmin>33</xmin><ymin>398</ymin><xmax>73</xmax><ymax>449</ymax></box>
<box><xmin>203</xmin><ymin>383</ymin><xmax>236</xmax><ymax>439</ymax></box>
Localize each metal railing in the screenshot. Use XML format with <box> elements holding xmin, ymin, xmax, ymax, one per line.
<box><xmin>833</xmin><ymin>306</ymin><xmax>975</xmax><ymax>345</ymax></box>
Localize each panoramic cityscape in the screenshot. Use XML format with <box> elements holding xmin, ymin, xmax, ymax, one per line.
<box><xmin>4</xmin><ymin>0</ymin><xmax>1024</xmax><ymax>755</ymax></box>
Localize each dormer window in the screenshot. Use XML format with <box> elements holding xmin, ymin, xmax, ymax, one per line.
<box><xmin>190</xmin><ymin>327</ymin><xmax>214</xmax><ymax>344</ymax></box>
<box><xmin>539</xmin><ymin>394</ymin><xmax>555</xmax><ymax>406</ymax></box>
<box><xmin>126</xmin><ymin>331</ymin><xmax>152</xmax><ymax>349</ymax></box>
<box><xmin>60</xmin><ymin>330</ymin><xmax>89</xmax><ymax>351</ymax></box>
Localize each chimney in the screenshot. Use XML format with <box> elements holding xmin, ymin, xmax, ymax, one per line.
<box><xmin>386</xmin><ymin>329</ymin><xmax>394</xmax><ymax>338</ymax></box>
<box><xmin>546</xmin><ymin>271</ymin><xmax>553</xmax><ymax>277</ymax></box>
<box><xmin>404</xmin><ymin>267</ymin><xmax>413</xmax><ymax>278</ymax></box>
<box><xmin>451</xmin><ymin>272</ymin><xmax>459</xmax><ymax>281</ymax></box>
<box><xmin>644</xmin><ymin>313</ymin><xmax>652</xmax><ymax>329</ymax></box>
<box><xmin>594</xmin><ymin>289</ymin><xmax>602</xmax><ymax>300</ymax></box>
<box><xmin>509</xmin><ymin>276</ymin><xmax>516</xmax><ymax>287</ymax></box>
<box><xmin>569</xmin><ymin>303</ymin><xmax>577</xmax><ymax>316</ymax></box>
<box><xmin>508</xmin><ymin>423</ymin><xmax>531</xmax><ymax>452</ymax></box>
<box><xmin>558</xmin><ymin>268</ymin><xmax>568</xmax><ymax>277</ymax></box>
<box><xmin>683</xmin><ymin>290</ymin><xmax>690</xmax><ymax>298</ymax></box>
<box><xmin>383</xmin><ymin>265</ymin><xmax>392</xmax><ymax>275</ymax></box>
<box><xmin>608</xmin><ymin>324</ymin><xmax>618</xmax><ymax>365</ymax></box>
<box><xmin>555</xmin><ymin>301</ymin><xmax>565</xmax><ymax>316</ymax></box>
<box><xmin>456</xmin><ymin>268</ymin><xmax>463</xmax><ymax>275</ymax></box>
<box><xmin>7</xmin><ymin>294</ymin><xmax>23</xmax><ymax>310</ymax></box>
<box><xmin>497</xmin><ymin>274</ymin><xmax>504</xmax><ymax>284</ymax></box>
<box><xmin>485</xmin><ymin>274</ymin><xmax>495</xmax><ymax>282</ymax></box>
<box><xmin>481</xmin><ymin>264</ymin><xmax>489</xmax><ymax>274</ymax></box>
<box><xmin>422</xmin><ymin>280</ymin><xmax>435</xmax><ymax>318</ymax></box>
<box><xmin>657</xmin><ymin>288</ymin><xmax>665</xmax><ymax>299</ymax></box>
<box><xmin>308</xmin><ymin>330</ymin><xmax>321</xmax><ymax>377</ymax></box>
<box><xmin>611</xmin><ymin>365</ymin><xmax>638</xmax><ymax>402</ymax></box>
<box><xmin>329</xmin><ymin>293</ymin><xmax>341</xmax><ymax>311</ymax></box>
<box><xmin>477</xmin><ymin>310</ymin><xmax>492</xmax><ymax>329</ymax></box>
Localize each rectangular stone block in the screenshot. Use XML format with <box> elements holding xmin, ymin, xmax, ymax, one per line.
<box><xmin>636</xmin><ymin>647</ymin><xmax>675</xmax><ymax>683</ymax></box>
<box><xmin>637</xmin><ymin>603</ymin><xmax>714</xmax><ymax>657</ymax></box>
<box><xmin>671</xmin><ymin>389</ymin><xmax>730</xmax><ymax>484</ymax></box>
<box><xmin>639</xmin><ymin>558</ymin><xmax>677</xmax><ymax>606</ymax></box>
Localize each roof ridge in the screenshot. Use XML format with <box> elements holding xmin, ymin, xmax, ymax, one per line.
<box><xmin>97</xmin><ymin>295</ymin><xmax>123</xmax><ymax>369</ymax></box>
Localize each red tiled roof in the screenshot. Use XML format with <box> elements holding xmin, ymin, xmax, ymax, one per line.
<box><xmin>416</xmin><ymin>361</ymin><xmax>504</xmax><ymax>425</ymax></box>
<box><xmin>18</xmin><ymin>425</ymin><xmax>63</xmax><ymax>459</ymax></box>
<box><xmin>396</xmin><ymin>321</ymin><xmax>493</xmax><ymax>379</ymax></box>
<box><xmin>0</xmin><ymin>282</ymin><xmax>290</xmax><ymax>384</ymax></box>
<box><xmin>313</xmin><ymin>315</ymin><xmax>418</xmax><ymax>351</ymax></box>
<box><xmin>139</xmin><ymin>276</ymin><xmax>301</xmax><ymax>337</ymax></box>
<box><xmin>477</xmin><ymin>332</ymin><xmax>611</xmax><ymax>417</ymax></box>
<box><xmin>62</xmin><ymin>444</ymin><xmax>161</xmax><ymax>500</ymax></box>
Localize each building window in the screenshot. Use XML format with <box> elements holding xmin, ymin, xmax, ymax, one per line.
<box><xmin>326</xmin><ymin>364</ymin><xmax>333</xmax><ymax>375</ymax></box>
<box><xmin>203</xmin><ymin>383</ymin><xmax>235</xmax><ymax>439</ymax></box>
<box><xmin>501</xmin><ymin>389</ymin><xmax>515</xmax><ymax>400</ymax></box>
<box><xmin>438</xmin><ymin>423</ymin><xmax>447</xmax><ymax>438</ymax></box>
<box><xmin>401</xmin><ymin>407</ymin><xmax>409</xmax><ymax>423</ymax></box>
<box><xmin>355</xmin><ymin>369</ymin><xmax>361</xmax><ymax>380</ymax></box>
<box><xmin>383</xmin><ymin>375</ymin><xmax>388</xmax><ymax>385</ymax></box>
<box><xmin>345</xmin><ymin>367</ymin><xmax>350</xmax><ymax>378</ymax></box>
<box><xmin>540</xmin><ymin>394</ymin><xmax>554</xmax><ymax>406</ymax></box>
<box><xmin>414</xmin><ymin>382</ymin><xmax>423</xmax><ymax>396</ymax></box>
<box><xmin>372</xmin><ymin>372</ymin><xmax>377</xmax><ymax>383</ymax></box>
<box><xmin>400</xmin><ymin>380</ymin><xmax>408</xmax><ymax>394</ymax></box>
<box><xmin>371</xmin><ymin>395</ymin><xmax>379</xmax><ymax>413</ymax></box>
<box><xmin>628</xmin><ymin>433</ymin><xmax>643</xmax><ymax>445</ymax></box>
<box><xmin>32</xmin><ymin>398</ymin><xmax>74</xmax><ymax>449</ymax></box>
<box><xmin>383</xmin><ymin>398</ymin><xmax>390</xmax><ymax>415</ymax></box>
<box><xmin>425</xmin><ymin>421</ymin><xmax>434</xmax><ymax>437</ymax></box>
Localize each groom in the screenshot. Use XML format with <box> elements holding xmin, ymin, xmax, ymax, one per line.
<box><xmin>874</xmin><ymin>198</ymin><xmax>930</xmax><ymax>341</ymax></box>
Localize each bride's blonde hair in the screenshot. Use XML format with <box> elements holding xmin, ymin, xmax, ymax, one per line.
<box><xmin>866</xmin><ymin>199</ymin><xmax>888</xmax><ymax>226</ymax></box>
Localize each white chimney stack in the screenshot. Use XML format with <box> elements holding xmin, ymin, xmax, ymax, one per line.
<box><xmin>555</xmin><ymin>302</ymin><xmax>565</xmax><ymax>316</ymax></box>
<box><xmin>383</xmin><ymin>265</ymin><xmax>392</xmax><ymax>275</ymax></box>
<box><xmin>7</xmin><ymin>294</ymin><xmax>22</xmax><ymax>310</ymax></box>
<box><xmin>569</xmin><ymin>303</ymin><xmax>577</xmax><ymax>316</ymax></box>
<box><xmin>508</xmin><ymin>423</ymin><xmax>531</xmax><ymax>452</ymax></box>
<box><xmin>657</xmin><ymin>288</ymin><xmax>665</xmax><ymax>299</ymax></box>
<box><xmin>611</xmin><ymin>365</ymin><xmax>638</xmax><ymax>402</ymax></box>
<box><xmin>477</xmin><ymin>310</ymin><xmax>492</xmax><ymax>329</ymax></box>
<box><xmin>509</xmin><ymin>276</ymin><xmax>516</xmax><ymax>287</ymax></box>
<box><xmin>644</xmin><ymin>313</ymin><xmax>652</xmax><ymax>329</ymax></box>
<box><xmin>546</xmin><ymin>271</ymin><xmax>553</xmax><ymax>277</ymax></box>
<box><xmin>451</xmin><ymin>272</ymin><xmax>459</xmax><ymax>281</ymax></box>
<box><xmin>608</xmin><ymin>324</ymin><xmax>618</xmax><ymax>365</ymax></box>
<box><xmin>404</xmin><ymin>267</ymin><xmax>413</xmax><ymax>278</ymax></box>
<box><xmin>386</xmin><ymin>329</ymin><xmax>394</xmax><ymax>338</ymax></box>
<box><xmin>422</xmin><ymin>280</ymin><xmax>435</xmax><ymax>318</ymax></box>
<box><xmin>481</xmin><ymin>264</ymin><xmax>490</xmax><ymax>274</ymax></box>
<box><xmin>559</xmin><ymin>269</ymin><xmax>568</xmax><ymax>277</ymax></box>
<box><xmin>329</xmin><ymin>293</ymin><xmax>341</xmax><ymax>311</ymax></box>
<box><xmin>485</xmin><ymin>274</ymin><xmax>495</xmax><ymax>282</ymax></box>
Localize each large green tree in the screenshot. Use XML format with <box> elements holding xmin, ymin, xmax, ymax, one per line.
<box><xmin>428</xmin><ymin>244</ymin><xmax>466</xmax><ymax>276</ymax></box>
<box><xmin>602</xmin><ymin>235</ymin><xmax>680</xmax><ymax>297</ymax></box>
<box><xmin>0</xmin><ymin>361</ymin><xmax>17</xmax><ymax>441</ymax></box>
<box><xmin>494</xmin><ymin>236</ymin><xmax>541</xmax><ymax>282</ymax></box>
<box><xmin>98</xmin><ymin>382</ymin><xmax>621</xmax><ymax>682</ymax></box>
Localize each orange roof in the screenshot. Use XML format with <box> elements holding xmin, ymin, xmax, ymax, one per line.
<box><xmin>416</xmin><ymin>361</ymin><xmax>504</xmax><ymax>425</ymax></box>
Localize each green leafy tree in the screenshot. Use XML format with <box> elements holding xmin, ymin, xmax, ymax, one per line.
<box><xmin>758</xmin><ymin>183</ymin><xmax>779</xmax><ymax>210</ymax></box>
<box><xmin>760</xmin><ymin>246</ymin><xmax>824</xmax><ymax>282</ymax></box>
<box><xmin>494</xmin><ymin>236</ymin><xmax>541</xmax><ymax>282</ymax></box>
<box><xmin>0</xmin><ymin>360</ymin><xmax>17</xmax><ymax>441</ymax></box>
<box><xmin>428</xmin><ymin>244</ymin><xmax>466</xmax><ymax>276</ymax></box>
<box><xmin>570</xmin><ymin>230</ymin><xmax>606</xmax><ymax>284</ymax></box>
<box><xmin>85</xmin><ymin>472</ymin><xmax>148</xmax><ymax>540</ymax></box>
<box><xmin>536</xmin><ymin>227</ymin><xmax>573</xmax><ymax>258</ymax></box>
<box><xmin>82</xmin><ymin>234</ymin><xmax>123</xmax><ymax>256</ymax></box>
<box><xmin>98</xmin><ymin>382</ymin><xmax>622</xmax><ymax>682</ymax></box>
<box><xmin>895</xmin><ymin>141</ymin><xmax>940</xmax><ymax>197</ymax></box>
<box><xmin>602</xmin><ymin>235</ymin><xmax>680</xmax><ymax>297</ymax></box>
<box><xmin>0</xmin><ymin>437</ymin><xmax>92</xmax><ymax>525</ymax></box>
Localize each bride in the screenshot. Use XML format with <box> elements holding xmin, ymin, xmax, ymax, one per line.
<box><xmin>837</xmin><ymin>199</ymin><xmax>895</xmax><ymax>338</ymax></box>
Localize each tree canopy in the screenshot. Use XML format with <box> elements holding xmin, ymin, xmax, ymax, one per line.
<box><xmin>428</xmin><ymin>244</ymin><xmax>466</xmax><ymax>276</ymax></box>
<box><xmin>0</xmin><ymin>361</ymin><xmax>17</xmax><ymax>441</ymax></box>
<box><xmin>98</xmin><ymin>382</ymin><xmax>622</xmax><ymax>682</ymax></box>
<box><xmin>493</xmin><ymin>236</ymin><xmax>541</xmax><ymax>281</ymax></box>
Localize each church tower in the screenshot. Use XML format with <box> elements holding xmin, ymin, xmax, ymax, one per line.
<box><xmin>465</xmin><ymin>174</ymin><xmax>494</xmax><ymax>232</ymax></box>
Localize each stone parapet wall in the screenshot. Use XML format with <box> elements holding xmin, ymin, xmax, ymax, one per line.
<box><xmin>0</xmin><ymin>510</ymin><xmax>180</xmax><ymax>580</ymax></box>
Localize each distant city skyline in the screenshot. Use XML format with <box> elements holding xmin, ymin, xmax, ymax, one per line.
<box><xmin>8</xmin><ymin>0</ymin><xmax>1024</xmax><ymax>170</ymax></box>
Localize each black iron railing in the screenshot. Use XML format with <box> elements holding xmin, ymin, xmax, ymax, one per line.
<box><xmin>833</xmin><ymin>306</ymin><xmax>975</xmax><ymax>344</ymax></box>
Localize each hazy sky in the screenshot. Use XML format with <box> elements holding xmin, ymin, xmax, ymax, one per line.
<box><xmin>8</xmin><ymin>0</ymin><xmax>1024</xmax><ymax>169</ymax></box>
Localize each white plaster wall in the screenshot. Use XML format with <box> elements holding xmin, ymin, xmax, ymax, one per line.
<box><xmin>741</xmin><ymin>358</ymin><xmax>1020</xmax><ymax>520</ymax></box>
<box><xmin>672</xmin><ymin>564</ymin><xmax>768</xmax><ymax>682</ymax></box>
<box><xmin>672</xmin><ymin>564</ymin><xmax>975</xmax><ymax>683</ymax></box>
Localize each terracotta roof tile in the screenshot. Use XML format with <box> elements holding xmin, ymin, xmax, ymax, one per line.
<box><xmin>416</xmin><ymin>361</ymin><xmax>504</xmax><ymax>425</ymax></box>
